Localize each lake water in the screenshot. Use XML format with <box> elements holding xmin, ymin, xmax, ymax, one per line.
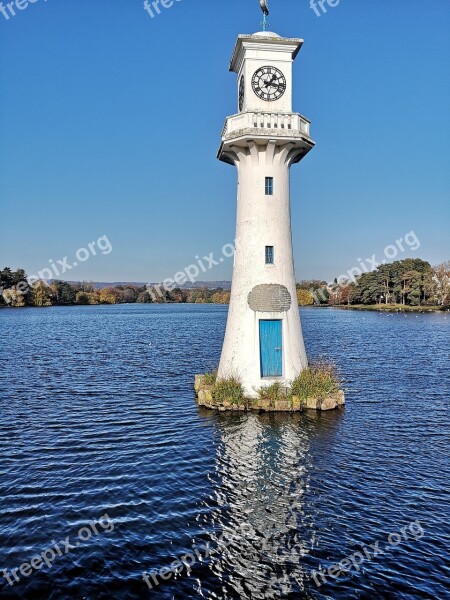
<box><xmin>0</xmin><ymin>304</ymin><xmax>449</xmax><ymax>599</ymax></box>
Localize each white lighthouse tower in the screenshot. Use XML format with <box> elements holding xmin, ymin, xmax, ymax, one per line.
<box><xmin>217</xmin><ymin>11</ymin><xmax>315</xmax><ymax>397</ymax></box>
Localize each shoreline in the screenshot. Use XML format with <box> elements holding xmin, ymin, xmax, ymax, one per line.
<box><xmin>1</xmin><ymin>303</ymin><xmax>448</xmax><ymax>313</ymax></box>
<box><xmin>326</xmin><ymin>304</ymin><xmax>448</xmax><ymax>313</ymax></box>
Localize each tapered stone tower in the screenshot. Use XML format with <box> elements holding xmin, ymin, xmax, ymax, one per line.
<box><xmin>217</xmin><ymin>29</ymin><xmax>315</xmax><ymax>397</ymax></box>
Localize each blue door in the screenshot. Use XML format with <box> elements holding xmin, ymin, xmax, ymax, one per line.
<box><xmin>259</xmin><ymin>320</ymin><xmax>283</xmax><ymax>377</ymax></box>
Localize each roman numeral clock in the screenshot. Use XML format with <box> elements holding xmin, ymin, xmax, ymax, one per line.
<box><xmin>216</xmin><ymin>8</ymin><xmax>315</xmax><ymax>397</ymax></box>
<box><xmin>251</xmin><ymin>66</ymin><xmax>286</xmax><ymax>101</ymax></box>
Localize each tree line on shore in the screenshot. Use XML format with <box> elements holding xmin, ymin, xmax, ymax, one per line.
<box><xmin>0</xmin><ymin>268</ymin><xmax>231</xmax><ymax>307</ymax></box>
<box><xmin>1</xmin><ymin>258</ymin><xmax>448</xmax><ymax>308</ymax></box>
<box><xmin>296</xmin><ymin>259</ymin><xmax>449</xmax><ymax>307</ymax></box>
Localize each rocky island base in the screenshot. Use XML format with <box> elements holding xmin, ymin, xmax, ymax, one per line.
<box><xmin>194</xmin><ymin>361</ymin><xmax>345</xmax><ymax>413</ymax></box>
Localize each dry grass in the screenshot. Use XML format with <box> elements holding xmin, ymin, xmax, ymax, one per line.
<box><xmin>256</xmin><ymin>381</ymin><xmax>289</xmax><ymax>405</ymax></box>
<box><xmin>291</xmin><ymin>360</ymin><xmax>342</xmax><ymax>401</ymax></box>
<box><xmin>212</xmin><ymin>376</ymin><xmax>245</xmax><ymax>405</ymax></box>
<box><xmin>202</xmin><ymin>369</ymin><xmax>218</xmax><ymax>386</ymax></box>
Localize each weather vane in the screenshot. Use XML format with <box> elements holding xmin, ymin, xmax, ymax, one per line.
<box><xmin>259</xmin><ymin>0</ymin><xmax>270</xmax><ymax>31</ymax></box>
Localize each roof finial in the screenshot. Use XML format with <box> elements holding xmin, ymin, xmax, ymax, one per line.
<box><xmin>259</xmin><ymin>0</ymin><xmax>270</xmax><ymax>31</ymax></box>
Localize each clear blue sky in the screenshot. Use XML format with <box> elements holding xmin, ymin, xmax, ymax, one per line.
<box><xmin>1</xmin><ymin>0</ymin><xmax>449</xmax><ymax>284</ymax></box>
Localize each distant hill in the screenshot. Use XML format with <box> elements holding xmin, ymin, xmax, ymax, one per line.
<box><xmin>61</xmin><ymin>281</ymin><xmax>232</xmax><ymax>291</ymax></box>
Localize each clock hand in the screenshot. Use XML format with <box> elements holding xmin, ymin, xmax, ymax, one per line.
<box><xmin>264</xmin><ymin>80</ymin><xmax>280</xmax><ymax>91</ymax></box>
<box><xmin>261</xmin><ymin>74</ymin><xmax>275</xmax><ymax>86</ymax></box>
<box><xmin>266</xmin><ymin>74</ymin><xmax>282</xmax><ymax>87</ymax></box>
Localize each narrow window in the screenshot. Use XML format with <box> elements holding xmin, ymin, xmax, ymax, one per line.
<box><xmin>265</xmin><ymin>246</ymin><xmax>274</xmax><ymax>265</ymax></box>
<box><xmin>265</xmin><ymin>177</ymin><xmax>273</xmax><ymax>196</ymax></box>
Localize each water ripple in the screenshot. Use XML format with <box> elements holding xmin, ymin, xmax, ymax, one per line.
<box><xmin>0</xmin><ymin>305</ymin><xmax>448</xmax><ymax>599</ymax></box>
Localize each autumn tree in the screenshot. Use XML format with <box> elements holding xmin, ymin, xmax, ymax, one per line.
<box><xmin>98</xmin><ymin>287</ymin><xmax>121</xmax><ymax>304</ymax></box>
<box><xmin>297</xmin><ymin>289</ymin><xmax>314</xmax><ymax>306</ymax></box>
<box><xmin>32</xmin><ymin>280</ymin><xmax>52</xmax><ymax>307</ymax></box>
<box><xmin>2</xmin><ymin>288</ymin><xmax>26</xmax><ymax>307</ymax></box>
<box><xmin>423</xmin><ymin>261</ymin><xmax>450</xmax><ymax>306</ymax></box>
<box><xmin>0</xmin><ymin>267</ymin><xmax>31</xmax><ymax>306</ymax></box>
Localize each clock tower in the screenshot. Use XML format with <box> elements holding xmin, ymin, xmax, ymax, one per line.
<box><xmin>217</xmin><ymin>28</ymin><xmax>315</xmax><ymax>397</ymax></box>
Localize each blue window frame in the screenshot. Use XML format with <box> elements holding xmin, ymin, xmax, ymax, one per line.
<box><xmin>265</xmin><ymin>246</ymin><xmax>274</xmax><ymax>265</ymax></box>
<box><xmin>265</xmin><ymin>177</ymin><xmax>274</xmax><ymax>195</ymax></box>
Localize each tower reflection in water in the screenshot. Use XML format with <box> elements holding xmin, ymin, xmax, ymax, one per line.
<box><xmin>195</xmin><ymin>410</ymin><xmax>343</xmax><ymax>599</ymax></box>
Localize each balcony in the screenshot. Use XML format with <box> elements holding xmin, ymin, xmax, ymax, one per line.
<box><xmin>221</xmin><ymin>111</ymin><xmax>311</xmax><ymax>141</ymax></box>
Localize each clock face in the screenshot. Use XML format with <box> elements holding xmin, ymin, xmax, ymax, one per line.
<box><xmin>252</xmin><ymin>66</ymin><xmax>286</xmax><ymax>101</ymax></box>
<box><xmin>239</xmin><ymin>75</ymin><xmax>245</xmax><ymax>111</ymax></box>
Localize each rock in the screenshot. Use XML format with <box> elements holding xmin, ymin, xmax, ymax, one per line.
<box><xmin>194</xmin><ymin>374</ymin><xmax>205</xmax><ymax>394</ymax></box>
<box><xmin>291</xmin><ymin>396</ymin><xmax>302</xmax><ymax>411</ymax></box>
<box><xmin>198</xmin><ymin>388</ymin><xmax>213</xmax><ymax>404</ymax></box>
<box><xmin>274</xmin><ymin>399</ymin><xmax>291</xmax><ymax>411</ymax></box>
<box><xmin>223</xmin><ymin>398</ymin><xmax>235</xmax><ymax>408</ymax></box>
<box><xmin>336</xmin><ymin>391</ymin><xmax>345</xmax><ymax>406</ymax></box>
<box><xmin>304</xmin><ymin>397</ymin><xmax>320</xmax><ymax>410</ymax></box>
<box><xmin>253</xmin><ymin>398</ymin><xmax>272</xmax><ymax>411</ymax></box>
<box><xmin>319</xmin><ymin>396</ymin><xmax>338</xmax><ymax>411</ymax></box>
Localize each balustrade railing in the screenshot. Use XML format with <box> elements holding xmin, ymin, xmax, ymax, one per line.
<box><xmin>222</xmin><ymin>111</ymin><xmax>310</xmax><ymax>138</ymax></box>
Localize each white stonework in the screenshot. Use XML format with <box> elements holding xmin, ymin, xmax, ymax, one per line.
<box><xmin>217</xmin><ymin>31</ymin><xmax>315</xmax><ymax>398</ymax></box>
